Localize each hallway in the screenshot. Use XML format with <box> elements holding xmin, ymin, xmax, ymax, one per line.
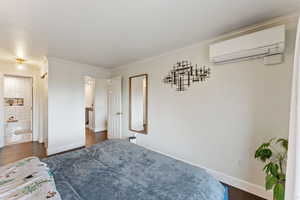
<box><xmin>0</xmin><ymin>129</ymin><xmax>107</xmax><ymax>166</ymax></box>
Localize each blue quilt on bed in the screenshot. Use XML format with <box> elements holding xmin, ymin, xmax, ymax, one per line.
<box><xmin>42</xmin><ymin>139</ymin><xmax>224</xmax><ymax>200</ymax></box>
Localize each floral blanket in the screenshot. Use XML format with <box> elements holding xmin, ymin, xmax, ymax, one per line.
<box><xmin>0</xmin><ymin>157</ymin><xmax>61</xmax><ymax>200</ymax></box>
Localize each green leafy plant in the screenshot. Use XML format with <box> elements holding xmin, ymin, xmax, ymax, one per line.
<box><xmin>255</xmin><ymin>138</ymin><xmax>288</xmax><ymax>200</ymax></box>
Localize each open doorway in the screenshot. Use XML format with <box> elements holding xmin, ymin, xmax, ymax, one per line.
<box><xmin>84</xmin><ymin>76</ymin><xmax>108</xmax><ymax>147</ymax></box>
<box><xmin>3</xmin><ymin>75</ymin><xmax>33</xmax><ymax>146</ymax></box>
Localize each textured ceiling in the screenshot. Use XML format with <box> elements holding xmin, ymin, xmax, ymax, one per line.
<box><xmin>0</xmin><ymin>0</ymin><xmax>299</xmax><ymax>68</ymax></box>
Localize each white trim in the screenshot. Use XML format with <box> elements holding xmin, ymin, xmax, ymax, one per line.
<box><xmin>0</xmin><ymin>73</ymin><xmax>4</xmax><ymax>148</ymax></box>
<box><xmin>47</xmin><ymin>57</ymin><xmax>101</xmax><ymax>68</ymax></box>
<box><xmin>111</xmin><ymin>12</ymin><xmax>299</xmax><ymax>72</ymax></box>
<box><xmin>285</xmin><ymin>17</ymin><xmax>300</xmax><ymax>200</ymax></box>
<box><xmin>2</xmin><ymin>74</ymin><xmax>37</xmax><ymax>145</ymax></box>
<box><xmin>47</xmin><ymin>57</ymin><xmax>111</xmax><ymax>79</ymax></box>
<box><xmin>207</xmin><ymin>168</ymin><xmax>272</xmax><ymax>200</ymax></box>
<box><xmin>138</xmin><ymin>143</ymin><xmax>273</xmax><ymax>200</ymax></box>
<box><xmin>46</xmin><ymin>141</ymin><xmax>85</xmax><ymax>156</ymax></box>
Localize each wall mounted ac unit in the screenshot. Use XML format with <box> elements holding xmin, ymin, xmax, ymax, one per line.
<box><xmin>209</xmin><ymin>25</ymin><xmax>285</xmax><ymax>64</ymax></box>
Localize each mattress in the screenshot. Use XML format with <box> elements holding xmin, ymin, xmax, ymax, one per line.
<box><xmin>43</xmin><ymin>139</ymin><xmax>224</xmax><ymax>200</ymax></box>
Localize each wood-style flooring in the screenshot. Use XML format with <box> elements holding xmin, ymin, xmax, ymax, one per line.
<box><xmin>0</xmin><ymin>128</ymin><xmax>107</xmax><ymax>166</ymax></box>
<box><xmin>223</xmin><ymin>183</ymin><xmax>265</xmax><ymax>200</ymax></box>
<box><xmin>85</xmin><ymin>128</ymin><xmax>107</xmax><ymax>147</ymax></box>
<box><xmin>0</xmin><ymin>141</ymin><xmax>47</xmax><ymax>166</ymax></box>
<box><xmin>0</xmin><ymin>129</ymin><xmax>264</xmax><ymax>200</ymax></box>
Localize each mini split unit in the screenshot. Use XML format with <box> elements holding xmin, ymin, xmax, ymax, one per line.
<box><xmin>209</xmin><ymin>25</ymin><xmax>285</xmax><ymax>65</ymax></box>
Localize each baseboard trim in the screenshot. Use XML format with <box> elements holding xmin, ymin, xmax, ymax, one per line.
<box><xmin>47</xmin><ymin>141</ymin><xmax>85</xmax><ymax>156</ymax></box>
<box><xmin>138</xmin><ymin>144</ymin><xmax>272</xmax><ymax>200</ymax></box>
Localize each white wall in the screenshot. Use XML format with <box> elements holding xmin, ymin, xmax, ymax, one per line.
<box><xmin>112</xmin><ymin>22</ymin><xmax>297</xmax><ymax>199</ymax></box>
<box><xmin>47</xmin><ymin>57</ymin><xmax>110</xmax><ymax>155</ymax></box>
<box><xmin>0</xmin><ymin>73</ymin><xmax>3</xmax><ymax>147</ymax></box>
<box><xmin>94</xmin><ymin>79</ymin><xmax>108</xmax><ymax>132</ymax></box>
<box><xmin>0</xmin><ymin>61</ymin><xmax>41</xmax><ymax>147</ymax></box>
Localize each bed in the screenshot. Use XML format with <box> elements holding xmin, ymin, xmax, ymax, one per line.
<box><xmin>0</xmin><ymin>157</ymin><xmax>61</xmax><ymax>200</ymax></box>
<box><xmin>42</xmin><ymin>139</ymin><xmax>224</xmax><ymax>200</ymax></box>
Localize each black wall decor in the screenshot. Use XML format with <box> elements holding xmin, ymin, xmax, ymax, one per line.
<box><xmin>163</xmin><ymin>60</ymin><xmax>211</xmax><ymax>91</ymax></box>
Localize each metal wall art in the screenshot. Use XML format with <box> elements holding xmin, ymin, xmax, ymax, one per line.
<box><xmin>163</xmin><ymin>60</ymin><xmax>211</xmax><ymax>91</ymax></box>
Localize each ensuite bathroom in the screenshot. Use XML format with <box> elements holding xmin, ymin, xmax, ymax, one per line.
<box><xmin>4</xmin><ymin>75</ymin><xmax>33</xmax><ymax>145</ymax></box>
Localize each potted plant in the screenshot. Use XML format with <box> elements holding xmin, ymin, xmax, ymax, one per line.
<box><xmin>255</xmin><ymin>138</ymin><xmax>288</xmax><ymax>200</ymax></box>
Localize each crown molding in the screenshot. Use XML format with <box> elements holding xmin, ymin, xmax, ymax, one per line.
<box><xmin>211</xmin><ymin>12</ymin><xmax>299</xmax><ymax>43</ymax></box>
<box><xmin>111</xmin><ymin>12</ymin><xmax>299</xmax><ymax>73</ymax></box>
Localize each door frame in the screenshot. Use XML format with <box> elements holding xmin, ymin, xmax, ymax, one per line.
<box><xmin>2</xmin><ymin>74</ymin><xmax>34</xmax><ymax>146</ymax></box>
<box><xmin>0</xmin><ymin>73</ymin><xmax>3</xmax><ymax>148</ymax></box>
<box><xmin>84</xmin><ymin>76</ymin><xmax>96</xmax><ymax>132</ymax></box>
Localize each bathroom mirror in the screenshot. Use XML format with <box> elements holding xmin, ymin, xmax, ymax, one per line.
<box><xmin>129</xmin><ymin>74</ymin><xmax>148</xmax><ymax>134</ymax></box>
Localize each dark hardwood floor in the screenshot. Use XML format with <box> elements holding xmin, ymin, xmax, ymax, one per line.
<box><xmin>85</xmin><ymin>128</ymin><xmax>107</xmax><ymax>147</ymax></box>
<box><xmin>0</xmin><ymin>141</ymin><xmax>46</xmax><ymax>166</ymax></box>
<box><xmin>0</xmin><ymin>128</ymin><xmax>107</xmax><ymax>166</ymax></box>
<box><xmin>0</xmin><ymin>129</ymin><xmax>264</xmax><ymax>200</ymax></box>
<box><xmin>223</xmin><ymin>183</ymin><xmax>265</xmax><ymax>200</ymax></box>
